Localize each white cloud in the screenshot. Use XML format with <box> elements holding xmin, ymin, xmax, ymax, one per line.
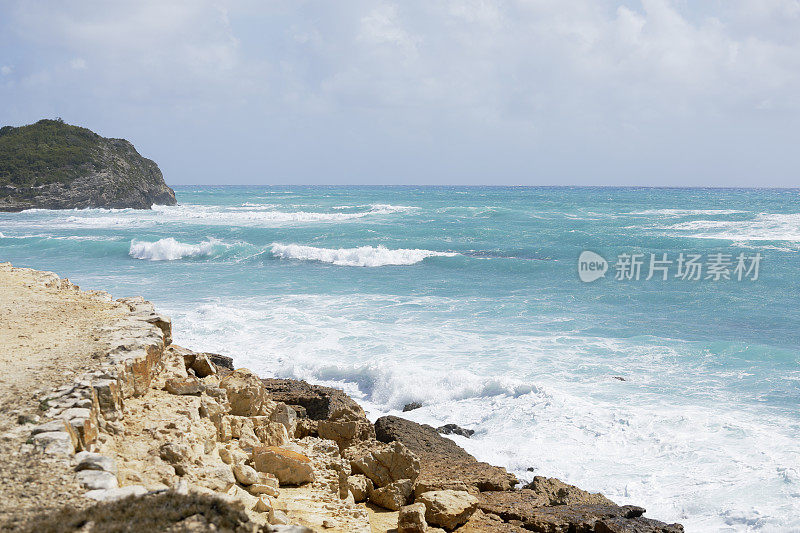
<box><xmin>0</xmin><ymin>65</ymin><xmax>11</xmax><ymax>75</ymax></box>
<box><xmin>2</xmin><ymin>0</ymin><xmax>799</xmax><ymax>184</ymax></box>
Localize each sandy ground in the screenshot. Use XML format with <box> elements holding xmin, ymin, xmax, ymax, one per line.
<box><xmin>0</xmin><ymin>264</ymin><xmax>126</xmax><ymax>530</ymax></box>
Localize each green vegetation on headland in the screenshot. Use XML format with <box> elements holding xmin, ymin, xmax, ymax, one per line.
<box><xmin>0</xmin><ymin>118</ymin><xmax>101</xmax><ymax>187</ymax></box>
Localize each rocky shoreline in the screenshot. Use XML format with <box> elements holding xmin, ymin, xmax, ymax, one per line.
<box><xmin>1</xmin><ymin>263</ymin><xmax>684</xmax><ymax>532</ymax></box>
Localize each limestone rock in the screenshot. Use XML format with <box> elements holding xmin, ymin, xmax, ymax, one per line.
<box><xmin>348</xmin><ymin>474</ymin><xmax>373</xmax><ymax>503</ymax></box>
<box><xmin>252</xmin><ymin>446</ymin><xmax>315</xmax><ymax>486</ymax></box>
<box><xmin>344</xmin><ymin>439</ymin><xmax>420</xmax><ymax>488</ymax></box>
<box><xmin>398</xmin><ymin>503</ymin><xmax>428</xmax><ymax>533</ymax></box>
<box><xmin>261</xmin><ymin>378</ymin><xmax>367</xmax><ymax>421</ymax></box>
<box><xmin>247</xmin><ymin>483</ymin><xmax>280</xmax><ymax>497</ymax></box>
<box><xmin>84</xmin><ymin>485</ymin><xmax>147</xmax><ymax>502</ymax></box>
<box><xmin>270</xmin><ymin>402</ymin><xmax>298</xmax><ymax>437</ymax></box>
<box><xmin>417</xmin><ymin>490</ymin><xmax>479</xmax><ymax>531</ymax></box>
<box><xmin>159</xmin><ymin>442</ymin><xmax>193</xmax><ymax>476</ymax></box>
<box><xmin>165</xmin><ymin>377</ymin><xmax>201</xmax><ymax>396</ymax></box>
<box><xmin>221</xmin><ymin>369</ymin><xmax>268</xmax><ymax>416</ymax></box>
<box><xmin>369</xmin><ymin>478</ymin><xmax>414</xmax><ymax>511</ymax></box>
<box><xmin>198</xmin><ymin>464</ymin><xmax>236</xmax><ymax>492</ymax></box>
<box><xmin>190</xmin><ymin>353</ymin><xmax>217</xmax><ymax>378</ymax></box>
<box><xmin>75</xmin><ymin>451</ymin><xmax>118</xmax><ymax>475</ymax></box>
<box><xmin>522</xmin><ymin>476</ymin><xmax>614</xmax><ymax>506</ymax></box>
<box><xmin>255</xmin><ymin>494</ymin><xmax>273</xmax><ymax>513</ymax></box>
<box><xmin>32</xmin><ymin>430</ymin><xmax>74</xmax><ymax>455</ymax></box>
<box><xmin>375</xmin><ymin>416</ymin><xmax>517</xmax><ymax>493</ymax></box>
<box><xmin>76</xmin><ymin>470</ymin><xmax>119</xmax><ymax>490</ymax></box>
<box><xmin>318</xmin><ymin>416</ymin><xmax>374</xmax><ymax>450</ymax></box>
<box><xmin>232</xmin><ymin>463</ymin><xmax>260</xmax><ymax>486</ymax></box>
<box><xmin>225</xmin><ymin>484</ymin><xmax>260</xmax><ymax>511</ymax></box>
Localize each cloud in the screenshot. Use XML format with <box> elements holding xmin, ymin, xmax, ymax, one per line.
<box><xmin>0</xmin><ymin>66</ymin><xmax>11</xmax><ymax>75</ymax></box>
<box><xmin>1</xmin><ymin>0</ymin><xmax>799</xmax><ymax>184</ymax></box>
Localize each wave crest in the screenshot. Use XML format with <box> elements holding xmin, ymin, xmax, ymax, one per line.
<box><xmin>129</xmin><ymin>238</ymin><xmax>221</xmax><ymax>261</ymax></box>
<box><xmin>270</xmin><ymin>243</ymin><xmax>457</xmax><ymax>267</ymax></box>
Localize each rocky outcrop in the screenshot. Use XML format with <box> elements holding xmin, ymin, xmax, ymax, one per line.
<box><xmin>0</xmin><ymin>119</ymin><xmax>176</xmax><ymax>211</ymax></box>
<box><xmin>6</xmin><ymin>264</ymin><xmax>684</xmax><ymax>533</ymax></box>
<box><xmin>374</xmin><ymin>415</ymin><xmax>517</xmax><ymax>493</ymax></box>
<box><xmin>417</xmin><ymin>490</ymin><xmax>479</xmax><ymax>531</ymax></box>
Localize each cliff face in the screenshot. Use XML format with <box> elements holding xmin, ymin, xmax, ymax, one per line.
<box><xmin>0</xmin><ymin>119</ymin><xmax>176</xmax><ymax>211</ymax></box>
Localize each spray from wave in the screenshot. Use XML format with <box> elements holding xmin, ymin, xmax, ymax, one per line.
<box><xmin>270</xmin><ymin>243</ymin><xmax>457</xmax><ymax>267</ymax></box>
<box><xmin>129</xmin><ymin>238</ymin><xmax>223</xmax><ymax>261</ymax></box>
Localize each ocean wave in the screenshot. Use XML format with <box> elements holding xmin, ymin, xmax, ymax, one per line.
<box><xmin>661</xmin><ymin>213</ymin><xmax>800</xmax><ymax>242</ymax></box>
<box><xmin>629</xmin><ymin>209</ymin><xmax>747</xmax><ymax>216</ymax></box>
<box><xmin>269</xmin><ymin>243</ymin><xmax>457</xmax><ymax>267</ymax></box>
<box><xmin>129</xmin><ymin>238</ymin><xmax>223</xmax><ymax>261</ymax></box>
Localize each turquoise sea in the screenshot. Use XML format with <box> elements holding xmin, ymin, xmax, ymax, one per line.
<box><xmin>1</xmin><ymin>186</ymin><xmax>798</xmax><ymax>531</ymax></box>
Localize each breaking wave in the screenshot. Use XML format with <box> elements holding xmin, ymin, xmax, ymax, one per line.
<box><xmin>270</xmin><ymin>243</ymin><xmax>457</xmax><ymax>267</ymax></box>
<box><xmin>129</xmin><ymin>238</ymin><xmax>223</xmax><ymax>261</ymax></box>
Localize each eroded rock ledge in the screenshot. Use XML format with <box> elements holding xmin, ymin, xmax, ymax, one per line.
<box><xmin>10</xmin><ymin>265</ymin><xmax>684</xmax><ymax>533</ymax></box>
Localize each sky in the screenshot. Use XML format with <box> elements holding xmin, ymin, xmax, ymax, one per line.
<box><xmin>1</xmin><ymin>0</ymin><xmax>799</xmax><ymax>187</ymax></box>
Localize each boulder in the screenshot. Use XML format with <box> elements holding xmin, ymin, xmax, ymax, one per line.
<box><xmin>261</xmin><ymin>378</ymin><xmax>367</xmax><ymax>421</ymax></box>
<box><xmin>164</xmin><ymin>377</ymin><xmax>201</xmax><ymax>396</ymax></box>
<box><xmin>247</xmin><ymin>483</ymin><xmax>280</xmax><ymax>497</ymax></box>
<box><xmin>206</xmin><ymin>352</ymin><xmax>235</xmax><ymax>371</ymax></box>
<box><xmin>375</xmin><ymin>416</ymin><xmax>517</xmax><ymax>493</ymax></box>
<box><xmin>403</xmin><ymin>402</ymin><xmax>423</xmax><ymax>412</ymax></box>
<box><xmin>369</xmin><ymin>478</ymin><xmax>414</xmax><ymax>511</ymax></box>
<box><xmin>159</xmin><ymin>442</ymin><xmax>193</xmax><ymax>476</ymax></box>
<box><xmin>232</xmin><ymin>463</ymin><xmax>260</xmax><ymax>486</ymax></box>
<box><xmin>398</xmin><ymin>503</ymin><xmax>428</xmax><ymax>533</ymax></box>
<box><xmin>523</xmin><ymin>476</ymin><xmax>614</xmax><ymax>506</ymax></box>
<box><xmin>417</xmin><ymin>490</ymin><xmax>479</xmax><ymax>531</ymax></box>
<box><xmin>75</xmin><ymin>451</ymin><xmax>118</xmax><ymax>475</ymax></box>
<box><xmin>500</xmin><ymin>504</ymin><xmax>684</xmax><ymax>533</ymax></box>
<box><xmin>318</xmin><ymin>416</ymin><xmax>374</xmax><ymax>450</ymax></box>
<box><xmin>76</xmin><ymin>470</ymin><xmax>119</xmax><ymax>490</ymax></box>
<box><xmin>32</xmin><ymin>430</ymin><xmax>74</xmax><ymax>455</ymax></box>
<box><xmin>348</xmin><ymin>474</ymin><xmax>373</xmax><ymax>503</ymax></box>
<box><xmin>458</xmin><ymin>509</ymin><xmax>527</xmax><ymax>532</ymax></box>
<box><xmin>220</xmin><ymin>369</ymin><xmax>269</xmax><ymax>416</ymax></box>
<box><xmin>270</xmin><ymin>402</ymin><xmax>298</xmax><ymax>437</ymax></box>
<box><xmin>198</xmin><ymin>465</ymin><xmax>236</xmax><ymax>492</ymax></box>
<box><xmin>190</xmin><ymin>353</ymin><xmax>217</xmax><ymax>378</ymax></box>
<box><xmin>437</xmin><ymin>424</ymin><xmax>474</xmax><ymax>438</ymax></box>
<box><xmin>225</xmin><ymin>484</ymin><xmax>259</xmax><ymax>511</ymax></box>
<box><xmin>344</xmin><ymin>439</ymin><xmax>420</xmax><ymax>488</ymax></box>
<box><xmin>252</xmin><ymin>446</ymin><xmax>315</xmax><ymax>486</ymax></box>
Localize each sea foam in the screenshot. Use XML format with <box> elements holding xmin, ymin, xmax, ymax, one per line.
<box><xmin>129</xmin><ymin>238</ymin><xmax>221</xmax><ymax>261</ymax></box>
<box><xmin>269</xmin><ymin>243</ymin><xmax>457</xmax><ymax>267</ymax></box>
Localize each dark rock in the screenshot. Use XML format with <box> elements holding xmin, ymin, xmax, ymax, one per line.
<box><xmin>206</xmin><ymin>352</ymin><xmax>234</xmax><ymax>372</ymax></box>
<box><xmin>374</xmin><ymin>415</ymin><xmax>517</xmax><ymax>493</ymax></box>
<box><xmin>262</xmin><ymin>378</ymin><xmax>375</xmax><ymax>446</ymax></box>
<box><xmin>437</xmin><ymin>423</ymin><xmax>475</xmax><ymax>438</ymax></box>
<box><xmin>403</xmin><ymin>402</ymin><xmax>423</xmax><ymax>412</ymax></box>
<box><xmin>261</xmin><ymin>378</ymin><xmax>366</xmax><ymax>421</ymax></box>
<box><xmin>518</xmin><ymin>504</ymin><xmax>683</xmax><ymax>533</ymax></box>
<box><xmin>612</xmin><ymin>376</ymin><xmax>627</xmax><ymax>381</ymax></box>
<box><xmin>0</xmin><ymin>119</ymin><xmax>176</xmax><ymax>211</ymax></box>
<box><xmin>521</xmin><ymin>477</ymin><xmax>615</xmax><ymax>506</ymax></box>
<box><xmin>459</xmin><ymin>509</ymin><xmax>528</xmax><ymax>532</ymax></box>
<box><xmin>477</xmin><ymin>490</ymin><xmax>681</xmax><ymax>533</ymax></box>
